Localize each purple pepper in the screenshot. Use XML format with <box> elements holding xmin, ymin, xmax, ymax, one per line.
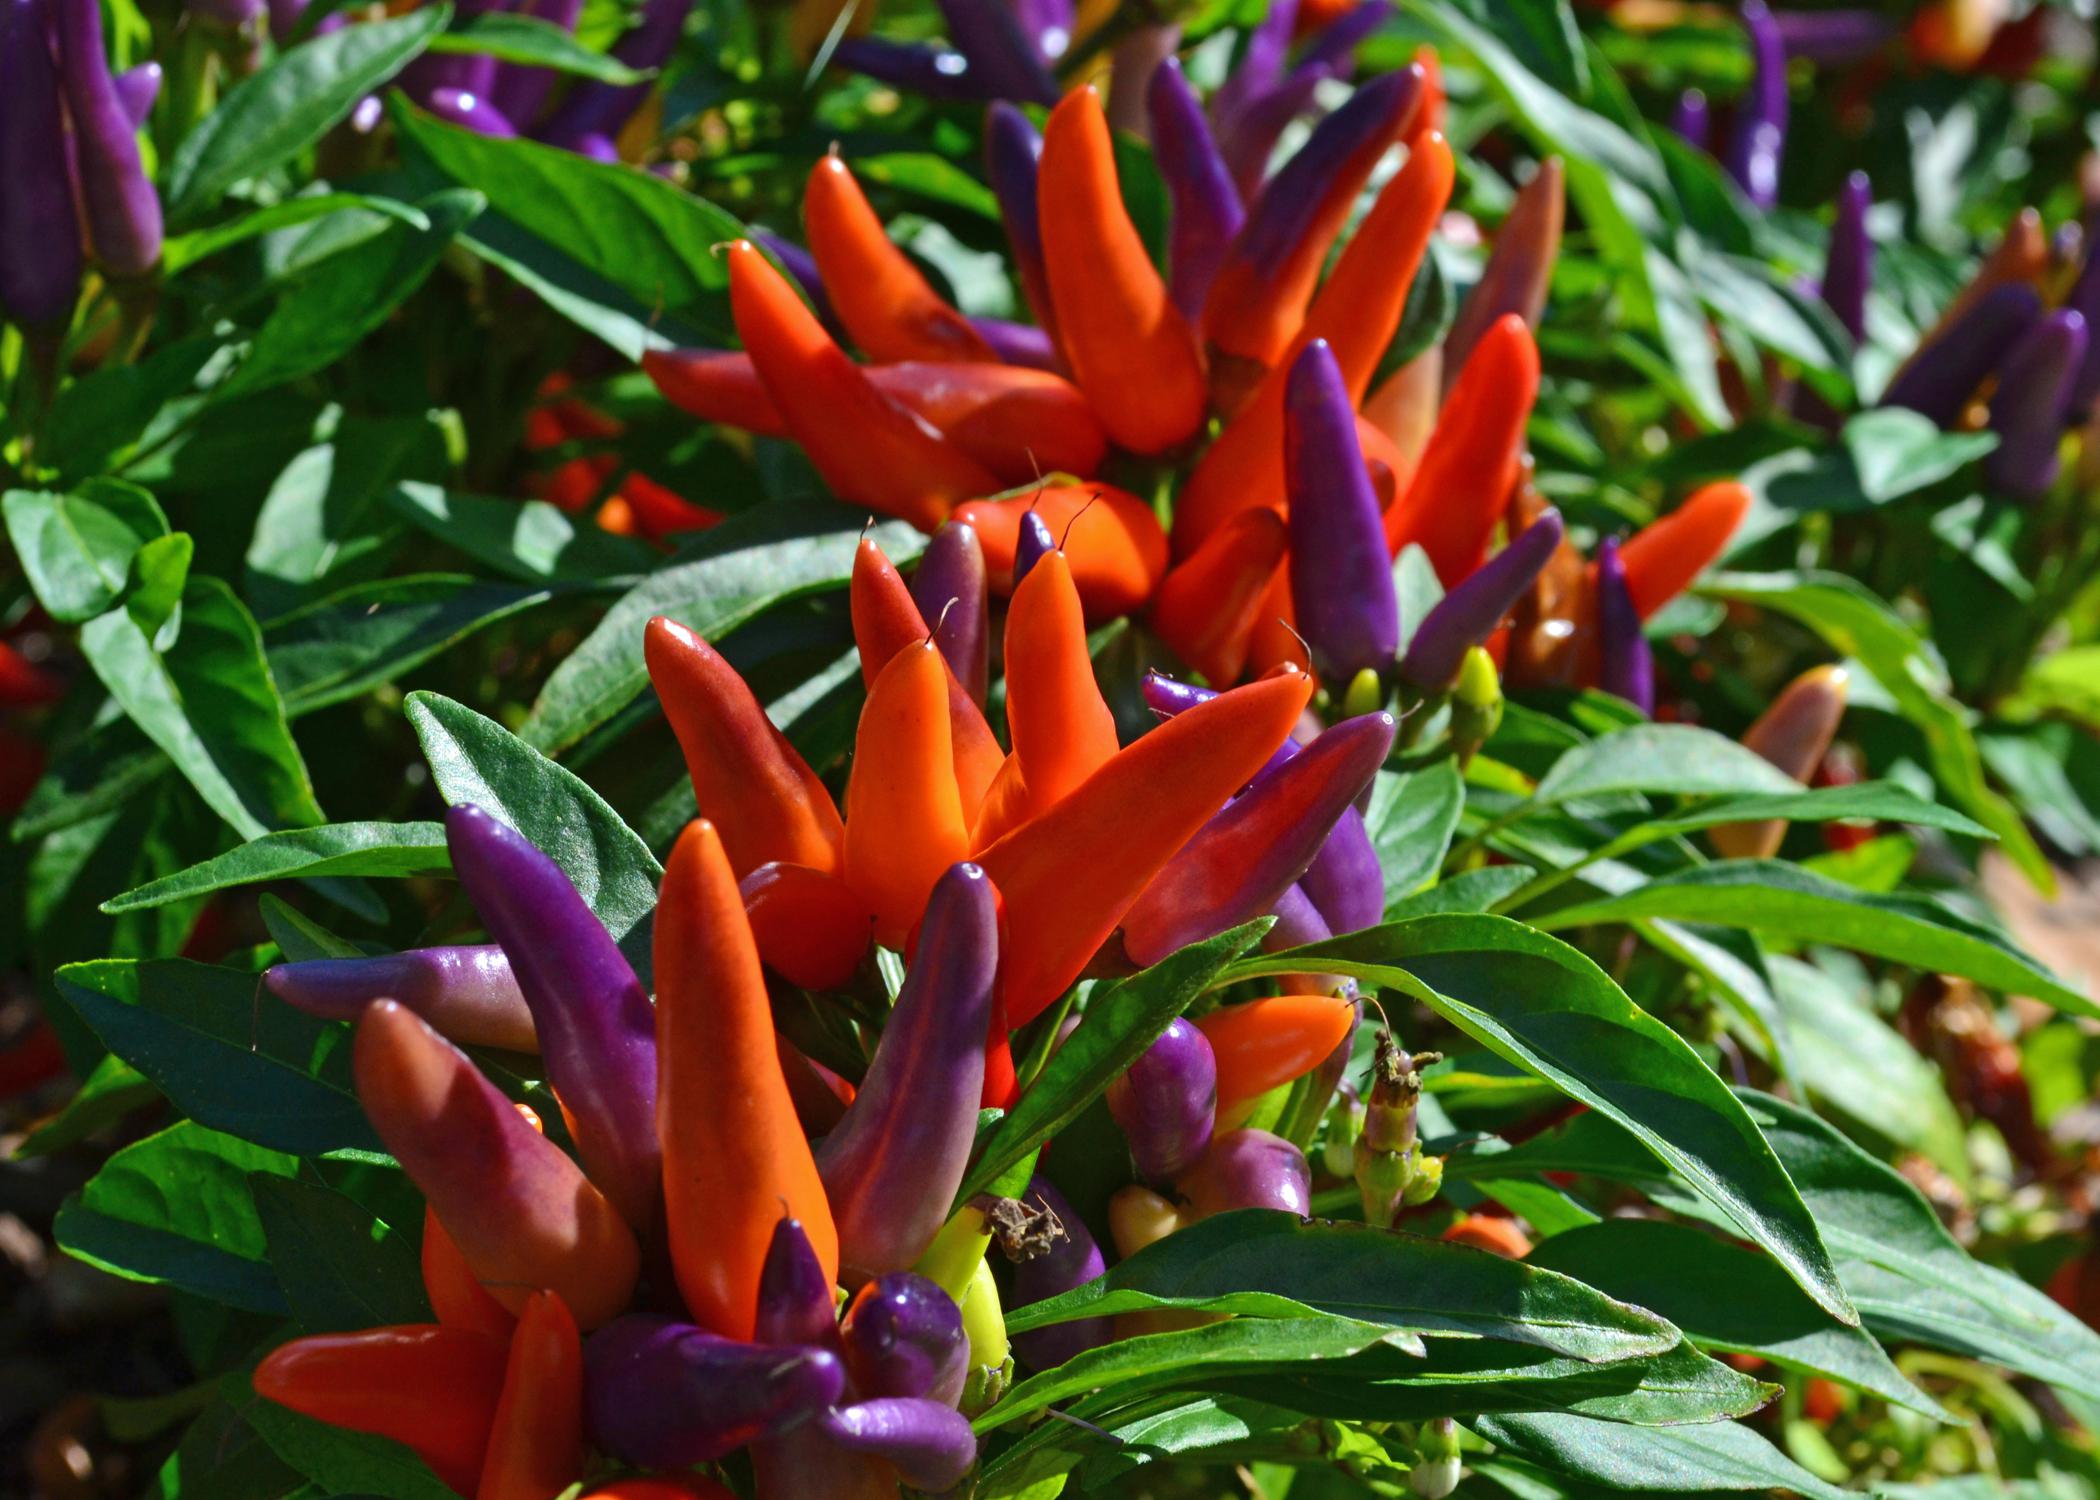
<box><xmin>1148</xmin><ymin>57</ymin><xmax>1246</xmax><ymax>322</ymax></box>
<box><xmin>818</xmin><ymin>862</ymin><xmax>998</xmax><ymax>1282</ymax></box>
<box><xmin>1295</xmin><ymin>0</ymin><xmax>1392</xmax><ymax>75</ymax></box>
<box><xmin>751</xmin><ymin>229</ymin><xmax>841</xmax><ymax>332</ymax></box>
<box><xmin>756</xmin><ymin>1216</ymin><xmax>843</xmax><ymax>1351</ymax></box>
<box><xmin>1593</xmin><ymin>537</ymin><xmax>1655</xmax><ymax>714</ymax></box>
<box><xmin>1771</xmin><ymin>6</ymin><xmax>1892</xmax><ymax>63</ymax></box>
<box><xmin>984</xmin><ymin>101</ymin><xmax>1057</xmax><ymax>346</ymax></box>
<box><xmin>1104</xmin><ymin>1016</ymin><xmax>1217</xmax><ymax>1184</ymax></box>
<box><xmin>533</xmin><ymin>0</ymin><xmax>690</xmax><ymax>150</ymax></box>
<box><xmin>0</xmin><ymin>0</ymin><xmax>84</xmax><ymax>331</ymax></box>
<box><xmin>399</xmin><ymin>0</ymin><xmax>503</xmax><ymax>104</ymax></box>
<box><xmin>1121</xmin><ymin>712</ymin><xmax>1397</xmax><ymax>967</ymax></box>
<box><xmin>832</xmin><ymin>36</ymin><xmax>982</xmax><ymax>100</ymax></box>
<box><xmin>1012</xmin><ymin>507</ymin><xmax>1058</xmax><ymax>588</ymax></box>
<box><xmin>265</xmin><ymin>945</ymin><xmax>536</xmax><ymax>1053</ymax></box>
<box><xmin>1723</xmin><ymin>0</ymin><xmax>1788</xmax><ymax>209</ymax></box>
<box><xmin>423</xmin><ymin>86</ymin><xmax>518</xmax><ymax>137</ymax></box>
<box><xmin>1821</xmin><ymin>171</ymin><xmax>1872</xmax><ymax>343</ymax></box>
<box><xmin>488</xmin><ymin>0</ymin><xmax>584</xmax><ymax>125</ymax></box>
<box><xmin>969</xmin><ymin>314</ymin><xmax>1060</xmax><ymax>370</ymax></box>
<box><xmin>1400</xmin><ymin>508</ymin><xmax>1565</xmax><ymax>692</ymax></box>
<box><xmin>1881</xmin><ymin>283</ymin><xmax>2043</xmax><ymax>425</ymax></box>
<box><xmin>1218</xmin><ymin>66</ymin><xmax>1329</xmax><ymax>201</ymax></box>
<box><xmin>1211</xmin><ymin>0</ymin><xmax>1297</xmax><ymax>135</ymax></box>
<box><xmin>266</xmin><ymin>0</ymin><xmax>340</xmax><ymax>42</ymax></box>
<box><xmin>1266</xmin><ymin>882</ymin><xmax>1332</xmax><ymax>952</ymax></box>
<box><xmin>55</xmin><ymin>0</ymin><xmax>162</xmax><ymax>279</ymax></box>
<box><xmin>1009</xmin><ymin>1177</ymin><xmax>1112</xmax><ymax>1371</ymax></box>
<box><xmin>840</xmin><ymin>1273</ymin><xmax>969</xmax><ymax>1405</ymax></box>
<box><xmin>935</xmin><ymin>0</ymin><xmax>1056</xmax><ymax>104</ymax></box>
<box><xmin>1181</xmin><ymin>1128</ymin><xmax>1312</xmax><ymax>1217</ymax></box>
<box><xmin>1443</xmin><ymin>158</ymin><xmax>1565</xmax><ymax>387</ymax></box>
<box><xmin>818</xmin><ymin>1399</ymin><xmax>978</xmax><ymax>1491</ymax></box>
<box><xmin>444</xmin><ymin>804</ymin><xmax>660</xmax><ymax>1232</ymax></box>
<box><xmin>1107</xmin><ymin>24</ymin><xmax>1181</xmax><ymax>139</ymax></box>
<box><xmin>1671</xmin><ymin>88</ymin><xmax>1711</xmax><ymax>150</ymax></box>
<box><xmin>2063</xmin><ymin>240</ymin><xmax>2100</xmax><ymax>419</ymax></box>
<box><xmin>584</xmin><ymin>1315</ymin><xmax>844</xmax><ymax>1468</ymax></box>
<box><xmin>910</xmin><ymin>521</ymin><xmax>990</xmax><ymax>707</ymax></box>
<box><xmin>1286</xmin><ymin>340</ymin><xmax>1401</xmax><ymax>681</ymax></box>
<box><xmin>1986</xmin><ymin>309</ymin><xmax>2086</xmax><ymax>500</ymax></box>
<box><xmin>113</xmin><ymin>62</ymin><xmax>161</xmax><ymax>128</ymax></box>
<box><xmin>1140</xmin><ymin>670</ymin><xmax>1300</xmax><ymax>788</ymax></box>
<box><xmin>1298</xmin><ymin>810</ymin><xmax>1383</xmax><ymax>935</ymax></box>
<box><xmin>1012</xmin><ymin>0</ymin><xmax>1073</xmax><ymax>65</ymax></box>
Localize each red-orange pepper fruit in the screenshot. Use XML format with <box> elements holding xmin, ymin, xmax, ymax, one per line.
<box><xmin>477</xmin><ymin>1290</ymin><xmax>583</xmax><ymax>1500</ymax></box>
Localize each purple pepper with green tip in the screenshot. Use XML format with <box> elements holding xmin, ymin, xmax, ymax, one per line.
<box><xmin>1882</xmin><ymin>283</ymin><xmax>2042</xmax><ymax>426</ymax></box>
<box><xmin>1</xmin><ymin>0</ymin><xmax>84</xmax><ymax>330</ymax></box>
<box><xmin>1723</xmin><ymin>0</ymin><xmax>1788</xmax><ymax>210</ymax></box>
<box><xmin>1594</xmin><ymin>537</ymin><xmax>1654</xmax><ymax>714</ymax></box>
<box><xmin>265</xmin><ymin>945</ymin><xmax>536</xmax><ymax>1053</ymax></box>
<box><xmin>1009</xmin><ymin>1177</ymin><xmax>1112</xmax><ymax>1371</ymax></box>
<box><xmin>444</xmin><ymin>804</ymin><xmax>660</xmax><ymax>1231</ymax></box>
<box><xmin>1401</xmin><ymin>508</ymin><xmax>1564</xmax><ymax>693</ymax></box>
<box><xmin>1105</xmin><ymin>1016</ymin><xmax>1217</xmax><ymax>1184</ymax></box>
<box><xmin>756</xmin><ymin>1216</ymin><xmax>843</xmax><ymax>1351</ymax></box>
<box><xmin>1013</xmin><ymin>507</ymin><xmax>1058</xmax><ymax>588</ymax></box>
<box><xmin>841</xmin><ymin>1273</ymin><xmax>969</xmax><ymax>1405</ymax></box>
<box><xmin>985</xmin><ymin>102</ymin><xmax>1057</xmax><ymax>347</ymax></box>
<box><xmin>584</xmin><ymin>1316</ymin><xmax>843</xmax><ymax>1468</ymax></box>
<box><xmin>818</xmin><ymin>862</ymin><xmax>998</xmax><ymax>1282</ymax></box>
<box><xmin>1987</xmin><ymin>309</ymin><xmax>2086</xmax><ymax>500</ymax></box>
<box><xmin>55</xmin><ymin>0</ymin><xmax>162</xmax><ymax>278</ymax></box>
<box><xmin>1121</xmin><ymin>712</ymin><xmax>1397</xmax><ymax>967</ymax></box>
<box><xmin>910</xmin><ymin>520</ymin><xmax>990</xmax><ymax>707</ymax></box>
<box><xmin>1148</xmin><ymin>57</ymin><xmax>1245</xmax><ymax>321</ymax></box>
<box><xmin>818</xmin><ymin>1398</ymin><xmax>978</xmax><ymax>1491</ymax></box>
<box><xmin>1286</xmin><ymin>340</ymin><xmax>1400</xmax><ymax>681</ymax></box>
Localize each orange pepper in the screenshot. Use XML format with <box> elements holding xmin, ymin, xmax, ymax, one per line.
<box><xmin>421</xmin><ymin>1207</ymin><xmax>515</xmax><ymax>1340</ymax></box>
<box><xmin>1503</xmin><ymin>474</ymin><xmax>1594</xmax><ymax>691</ymax></box>
<box><xmin>1149</xmin><ymin>507</ymin><xmax>1287</xmax><ymax>686</ymax></box>
<box><xmin>1443</xmin><ymin>1212</ymin><xmax>1533</xmax><ymax>1258</ymax></box>
<box><xmin>1614</xmin><ymin>480</ymin><xmax>1752</xmax><ymax>619</ymax></box>
<box><xmin>849</xmin><ymin>538</ymin><xmax>1002</xmax><ymax>817</ymax></box>
<box><xmin>644</xmin><ymin>616</ymin><xmax>847</xmax><ymax>878</ymax></box>
<box><xmin>843</xmin><ymin>637</ymin><xmax>974</xmax><ymax>946</ymax></box>
<box><xmin>477</xmin><ymin>1291</ymin><xmax>583</xmax><ymax>1500</ymax></box>
<box><xmin>1382</xmin><ymin>314</ymin><xmax>1540</xmax><ymax>581</ymax></box>
<box><xmin>582</xmin><ymin>1482</ymin><xmax>738</xmax><ymax>1500</ymax></box>
<box><xmin>1362</xmin><ymin>344</ymin><xmax>1441</xmax><ymax>487</ymax></box>
<box><xmin>1037</xmin><ymin>86</ymin><xmax>1208</xmax><ymax>456</ymax></box>
<box><xmin>254</xmin><ymin>1326</ymin><xmax>508</xmax><ymax>1498</ymax></box>
<box><xmin>805</xmin><ymin>153</ymin><xmax>998</xmax><ymax>365</ymax></box>
<box><xmin>1172</xmin><ymin>134</ymin><xmax>1455</xmax><ymax>557</ymax></box>
<box><xmin>952</xmin><ymin>483</ymin><xmax>1169</xmax><ymax>620</ymax></box>
<box><xmin>741</xmin><ymin>860</ymin><xmax>874</xmax><ymax>991</ymax></box>
<box><xmin>1198</xmin><ymin>994</ymin><xmax>1359</xmax><ymax>1108</ymax></box>
<box><xmin>1412</xmin><ymin>46</ymin><xmax>1446</xmax><ymax>139</ymax></box>
<box><xmin>656</xmin><ymin>820</ymin><xmax>840</xmax><ymax>1338</ymax></box>
<box><xmin>725</xmin><ymin>238</ymin><xmax>998</xmax><ymax>530</ymax></box>
<box><xmin>977</xmin><ymin>667</ymin><xmax>1313</xmax><ymax>1024</ymax></box>
<box><xmin>1000</xmin><ymin>548</ymin><xmax>1121</xmax><ymax>825</ymax></box>
<box><xmin>619</xmin><ymin>473</ymin><xmax>723</xmax><ymax>540</ymax></box>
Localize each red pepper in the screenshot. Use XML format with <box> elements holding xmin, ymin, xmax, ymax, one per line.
<box><xmin>421</xmin><ymin>1207</ymin><xmax>516</xmax><ymax>1340</ymax></box>
<box><xmin>1037</xmin><ymin>86</ymin><xmax>1208</xmax><ymax>455</ymax></box>
<box><xmin>1148</xmin><ymin>508</ymin><xmax>1287</xmax><ymax>686</ymax></box>
<box><xmin>0</xmin><ymin>640</ymin><xmax>63</xmax><ymax>707</ymax></box>
<box><xmin>253</xmin><ymin>1326</ymin><xmax>509</xmax><ymax>1497</ymax></box>
<box><xmin>725</xmin><ymin>238</ymin><xmax>998</xmax><ymax>530</ymax></box>
<box><xmin>952</xmin><ymin>483</ymin><xmax>1168</xmax><ymax>621</ymax></box>
<box><xmin>477</xmin><ymin>1291</ymin><xmax>583</xmax><ymax>1500</ymax></box>
<box><xmin>656</xmin><ymin>819</ymin><xmax>839</xmax><ymax>1338</ymax></box>
<box><xmin>843</xmin><ymin>638</ymin><xmax>973</xmax><ymax>947</ymax></box>
<box><xmin>977</xmin><ymin>666</ymin><xmax>1314</xmax><ymax>1024</ymax></box>
<box><xmin>805</xmin><ymin>153</ymin><xmax>999</xmax><ymax>365</ymax></box>
<box><xmin>740</xmin><ymin>861</ymin><xmax>874</xmax><ymax>992</ymax></box>
<box><xmin>645</xmin><ymin>616</ymin><xmax>847</xmax><ymax>878</ymax></box>
<box><xmin>618</xmin><ymin>473</ymin><xmax>724</xmax><ymax>540</ymax></box>
<box><xmin>1614</xmin><ymin>480</ymin><xmax>1752</xmax><ymax>619</ymax></box>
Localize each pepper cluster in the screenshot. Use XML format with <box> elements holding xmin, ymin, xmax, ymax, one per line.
<box><xmin>0</xmin><ymin>0</ymin><xmax>164</xmax><ymax>337</ymax></box>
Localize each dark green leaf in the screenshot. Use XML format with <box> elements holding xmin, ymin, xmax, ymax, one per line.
<box><xmin>383</xmin><ymin>483</ymin><xmax>655</xmax><ymax>584</ymax></box>
<box><xmin>3</xmin><ymin>488</ymin><xmax>161</xmax><ymax>623</ymax></box>
<box><xmin>14</xmin><ymin>1053</ymin><xmax>159</xmax><ymax>1157</ymax></box>
<box><xmin>102</xmin><ymin>822</ymin><xmax>449</xmax><ymax>913</ymax></box>
<box><xmin>243</xmin><ymin>1373</ymin><xmax>458</xmax><ymax>1500</ymax></box>
<box><xmin>252</xmin><ymin>1176</ymin><xmax>431</xmax><ymax>1331</ymax></box>
<box><xmin>1363</xmin><ymin>762</ymin><xmax>1465</xmax><ymax>911</ymax></box>
<box><xmin>1470</xmin><ymin>1411</ymin><xmax>1849</xmax><ymax>1498</ymax></box>
<box><xmin>162</xmin><ymin>193</ymin><xmax>431</xmax><ymax>272</ymax></box>
<box><xmin>426</xmin><ymin>11</ymin><xmax>649</xmax><ymax>81</ymax></box>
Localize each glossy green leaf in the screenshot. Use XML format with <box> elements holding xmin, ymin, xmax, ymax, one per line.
<box><xmin>102</xmin><ymin>822</ymin><xmax>449</xmax><ymax>913</ymax></box>
<box><xmin>3</xmin><ymin>488</ymin><xmax>161</xmax><ymax>623</ymax></box>
<box><xmin>14</xmin><ymin>1053</ymin><xmax>158</xmax><ymax>1157</ymax></box>
<box><xmin>1471</xmin><ymin>1410</ymin><xmax>1850</xmax><ymax>1499</ymax></box>
<box><xmin>1224</xmin><ymin>917</ymin><xmax>1855</xmax><ymax>1325</ymax></box>
<box><xmin>383</xmin><ymin>483</ymin><xmax>656</xmax><ymax>584</ymax></box>
<box><xmin>1363</xmin><ymin>762</ymin><xmax>1466</xmax><ymax>907</ymax></box>
<box><xmin>1530</xmin><ymin>723</ymin><xmax>1803</xmax><ymax>807</ymax></box>
<box><xmin>252</xmin><ymin>1176</ymin><xmax>431</xmax><ymax>1332</ymax></box>
<box><xmin>426</xmin><ymin>12</ymin><xmax>649</xmax><ymax>82</ymax></box>
<box><xmin>162</xmin><ymin>193</ymin><xmax>431</xmax><ymax>272</ymax></box>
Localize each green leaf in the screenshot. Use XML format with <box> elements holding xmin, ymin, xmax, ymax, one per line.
<box><xmin>396</xmin><ymin>103</ymin><xmax>744</xmax><ymax>341</ymax></box>
<box><xmin>1530</xmin><ymin>723</ymin><xmax>1803</xmax><ymax>807</ymax></box>
<box><xmin>262</xmin><ymin>892</ymin><xmax>367</xmax><ymax>962</ymax></box>
<box><xmin>267</xmin><ymin>576</ymin><xmax>558</xmax><ymax>716</ymax></box>
<box><xmin>406</xmin><ymin>692</ymin><xmax>661</xmax><ymax>979</ymax></box>
<box><xmin>243</xmin><ymin>417</ymin><xmax>443</xmax><ymax>616</ymax></box>
<box><xmin>14</xmin><ymin>1053</ymin><xmax>159</xmax><ymax>1157</ymax></box>
<box><xmin>1703</xmin><ymin>570</ymin><xmax>2050</xmax><ymax>889</ymax></box>
<box><xmin>1470</xmin><ymin>1411</ymin><xmax>1849</xmax><ymax>1499</ymax></box>
<box><xmin>102</xmin><ymin>822</ymin><xmax>449</xmax><ymax>913</ymax></box>
<box><xmin>427</xmin><ymin>11</ymin><xmax>648</xmax><ymax>82</ymax></box>
<box><xmin>3</xmin><ymin>488</ymin><xmax>161</xmax><ymax>623</ymax></box>
<box><xmin>1523</xmin><ymin>1219</ymin><xmax>1946</xmax><ymax>1417</ymax></box>
<box><xmin>252</xmin><ymin>1176</ymin><xmax>431</xmax><ymax>1331</ymax></box>
<box><xmin>151</xmin><ymin>1386</ymin><xmax>304</xmax><ymax>1500</ymax></box>
<box><xmin>223</xmin><ymin>190</ymin><xmax>483</xmax><ymax>399</ymax></box>
<box><xmin>55</xmin><ymin>1122</ymin><xmax>298</xmax><ymax>1314</ymax></box>
<box><xmin>79</xmin><ymin>577</ymin><xmax>326</xmax><ymax>843</ymax></box>
<box><xmin>1223</xmin><ymin>917</ymin><xmax>1856</xmax><ymax>1326</ymax></box>
<box><xmin>1842</xmin><ymin>407</ymin><xmax>1998</xmax><ymax>503</ymax></box>
<box><xmin>522</xmin><ymin>503</ymin><xmax>920</xmax><ymax>755</ymax></box>
<box><xmin>1537</xmin><ymin>859</ymin><xmax>2096</xmax><ymax>1019</ymax></box>
<box><xmin>162</xmin><ymin>193</ymin><xmax>431</xmax><ymax>272</ymax></box>
<box><xmin>383</xmin><ymin>483</ymin><xmax>656</xmax><ymax>584</ymax></box>
<box><xmin>165</xmin><ymin>8</ymin><xmax>452</xmax><ymax>221</ymax></box>
<box><xmin>1003</xmin><ymin>1211</ymin><xmax>1676</xmax><ymax>1363</ymax></box>
<box><xmin>953</xmin><ymin>921</ymin><xmax>1269</xmax><ymax>1210</ymax></box>
<box><xmin>1388</xmin><ymin>866</ymin><xmax>1539</xmax><ymax>919</ymax></box>
<box><xmin>1363</xmin><ymin>762</ymin><xmax>1466</xmax><ymax>908</ymax></box>
<box><xmin>58</xmin><ymin>958</ymin><xmax>377</xmax><ymax>1155</ymax></box>
<box><xmin>243</xmin><ymin>1372</ymin><xmax>459</xmax><ymax>1500</ymax></box>
<box><xmin>2015</xmin><ymin>644</ymin><xmax>2100</xmax><ymax>731</ymax></box>
<box><xmin>981</xmin><ymin>1394</ymin><xmax>1300</xmax><ymax>1497</ymax></box>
